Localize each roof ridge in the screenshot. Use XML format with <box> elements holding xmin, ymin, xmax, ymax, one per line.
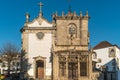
<box><xmin>93</xmin><ymin>41</ymin><xmax>113</xmax><ymax>50</ymax></box>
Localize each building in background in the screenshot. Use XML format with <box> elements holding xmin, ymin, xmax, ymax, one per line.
<box><xmin>92</xmin><ymin>41</ymin><xmax>120</xmax><ymax>80</ymax></box>
<box><xmin>0</xmin><ymin>54</ymin><xmax>20</xmax><ymax>74</ymax></box>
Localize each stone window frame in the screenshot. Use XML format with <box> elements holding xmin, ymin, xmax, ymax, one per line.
<box><xmin>92</xmin><ymin>52</ymin><xmax>97</xmax><ymax>59</ymax></box>
<box><xmin>59</xmin><ymin>62</ymin><xmax>66</xmax><ymax>76</ymax></box>
<box><xmin>109</xmin><ymin>47</ymin><xmax>116</xmax><ymax>57</ymax></box>
<box><xmin>67</xmin><ymin>23</ymin><xmax>77</xmax><ymax>38</ymax></box>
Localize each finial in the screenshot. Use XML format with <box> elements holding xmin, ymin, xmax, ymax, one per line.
<box><xmin>86</xmin><ymin>10</ymin><xmax>88</xmax><ymax>17</ymax></box>
<box><xmin>74</xmin><ymin>11</ymin><xmax>77</xmax><ymax>17</ymax></box>
<box><xmin>80</xmin><ymin>11</ymin><xmax>82</xmax><ymax>17</ymax></box>
<box><xmin>38</xmin><ymin>2</ymin><xmax>43</xmax><ymax>17</ymax></box>
<box><xmin>52</xmin><ymin>13</ymin><xmax>55</xmax><ymax>23</ymax></box>
<box><xmin>52</xmin><ymin>14</ymin><xmax>55</xmax><ymax>18</ymax></box>
<box><xmin>25</xmin><ymin>12</ymin><xmax>30</xmax><ymax>22</ymax></box>
<box><xmin>62</xmin><ymin>11</ymin><xmax>64</xmax><ymax>17</ymax></box>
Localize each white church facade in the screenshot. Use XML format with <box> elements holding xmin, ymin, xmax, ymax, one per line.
<box><xmin>21</xmin><ymin>11</ymin><xmax>53</xmax><ymax>79</ymax></box>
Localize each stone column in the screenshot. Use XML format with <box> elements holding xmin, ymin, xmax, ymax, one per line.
<box><xmin>78</xmin><ymin>54</ymin><xmax>80</xmax><ymax>78</ymax></box>
<box><xmin>88</xmin><ymin>53</ymin><xmax>92</xmax><ymax>79</ymax></box>
<box><xmin>44</xmin><ymin>60</ymin><xmax>46</xmax><ymax>79</ymax></box>
<box><xmin>53</xmin><ymin>53</ymin><xmax>59</xmax><ymax>80</ymax></box>
<box><xmin>66</xmin><ymin>55</ymin><xmax>68</xmax><ymax>80</ymax></box>
<box><xmin>33</xmin><ymin>60</ymin><xmax>36</xmax><ymax>79</ymax></box>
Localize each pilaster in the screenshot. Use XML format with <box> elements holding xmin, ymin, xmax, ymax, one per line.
<box><xmin>66</xmin><ymin>55</ymin><xmax>68</xmax><ymax>80</ymax></box>
<box><xmin>53</xmin><ymin>53</ymin><xmax>59</xmax><ymax>80</ymax></box>
<box><xmin>78</xmin><ymin>55</ymin><xmax>80</xmax><ymax>78</ymax></box>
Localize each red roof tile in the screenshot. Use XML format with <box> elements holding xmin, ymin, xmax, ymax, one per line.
<box><xmin>93</xmin><ymin>41</ymin><xmax>113</xmax><ymax>50</ymax></box>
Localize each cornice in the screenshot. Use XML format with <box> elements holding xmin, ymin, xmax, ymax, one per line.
<box><xmin>20</xmin><ymin>27</ymin><xmax>56</xmax><ymax>33</ymax></box>
<box><xmin>54</xmin><ymin>16</ymin><xmax>90</xmax><ymax>20</ymax></box>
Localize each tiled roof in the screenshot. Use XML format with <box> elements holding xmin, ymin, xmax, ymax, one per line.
<box><xmin>93</xmin><ymin>41</ymin><xmax>113</xmax><ymax>50</ymax></box>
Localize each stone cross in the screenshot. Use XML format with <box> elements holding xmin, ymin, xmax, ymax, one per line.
<box><xmin>38</xmin><ymin>2</ymin><xmax>43</xmax><ymax>13</ymax></box>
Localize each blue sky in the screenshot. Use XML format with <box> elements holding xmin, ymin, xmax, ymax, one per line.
<box><xmin>0</xmin><ymin>0</ymin><xmax>120</xmax><ymax>48</ymax></box>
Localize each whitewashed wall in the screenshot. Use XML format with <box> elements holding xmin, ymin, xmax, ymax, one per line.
<box><xmin>94</xmin><ymin>47</ymin><xmax>113</xmax><ymax>69</ymax></box>
<box><xmin>28</xmin><ymin>20</ymin><xmax>52</xmax><ymax>27</ymax></box>
<box><xmin>27</xmin><ymin>33</ymin><xmax>52</xmax><ymax>76</ymax></box>
<box><xmin>93</xmin><ymin>46</ymin><xmax>120</xmax><ymax>70</ymax></box>
<box><xmin>93</xmin><ymin>46</ymin><xmax>120</xmax><ymax>80</ymax></box>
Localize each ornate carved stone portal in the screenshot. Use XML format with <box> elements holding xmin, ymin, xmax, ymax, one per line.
<box><xmin>57</xmin><ymin>52</ymin><xmax>89</xmax><ymax>80</ymax></box>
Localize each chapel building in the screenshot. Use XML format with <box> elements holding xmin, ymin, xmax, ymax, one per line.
<box><xmin>21</xmin><ymin>2</ymin><xmax>99</xmax><ymax>80</ymax></box>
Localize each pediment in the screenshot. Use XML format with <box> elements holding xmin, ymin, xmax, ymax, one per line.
<box><xmin>33</xmin><ymin>56</ymin><xmax>46</xmax><ymax>61</ymax></box>
<box><xmin>27</xmin><ymin>16</ymin><xmax>52</xmax><ymax>27</ymax></box>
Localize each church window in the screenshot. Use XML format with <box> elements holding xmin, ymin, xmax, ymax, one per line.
<box><xmin>68</xmin><ymin>24</ymin><xmax>77</xmax><ymax>37</ymax></box>
<box><xmin>68</xmin><ymin>62</ymin><xmax>78</xmax><ymax>79</ymax></box>
<box><xmin>80</xmin><ymin>62</ymin><xmax>87</xmax><ymax>76</ymax></box>
<box><xmin>68</xmin><ymin>55</ymin><xmax>78</xmax><ymax>62</ymax></box>
<box><xmin>59</xmin><ymin>62</ymin><xmax>66</xmax><ymax>76</ymax></box>
<box><xmin>69</xmin><ymin>26</ymin><xmax>76</xmax><ymax>34</ymax></box>
<box><xmin>59</xmin><ymin>55</ymin><xmax>66</xmax><ymax>76</ymax></box>
<box><xmin>80</xmin><ymin>55</ymin><xmax>87</xmax><ymax>76</ymax></box>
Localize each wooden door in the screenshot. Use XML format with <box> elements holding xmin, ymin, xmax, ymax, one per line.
<box><xmin>38</xmin><ymin>67</ymin><xmax>44</xmax><ymax>79</ymax></box>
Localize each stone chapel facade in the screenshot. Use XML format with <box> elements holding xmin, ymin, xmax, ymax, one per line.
<box><xmin>51</xmin><ymin>11</ymin><xmax>99</xmax><ymax>80</ymax></box>
<box><xmin>21</xmin><ymin>2</ymin><xmax>99</xmax><ymax>80</ymax></box>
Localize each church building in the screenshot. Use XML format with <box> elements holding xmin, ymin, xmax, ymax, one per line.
<box><xmin>21</xmin><ymin>2</ymin><xmax>99</xmax><ymax>80</ymax></box>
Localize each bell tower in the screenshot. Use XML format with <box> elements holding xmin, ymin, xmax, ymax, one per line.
<box><xmin>52</xmin><ymin>11</ymin><xmax>94</xmax><ymax>80</ymax></box>
<box><xmin>54</xmin><ymin>11</ymin><xmax>89</xmax><ymax>46</ymax></box>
